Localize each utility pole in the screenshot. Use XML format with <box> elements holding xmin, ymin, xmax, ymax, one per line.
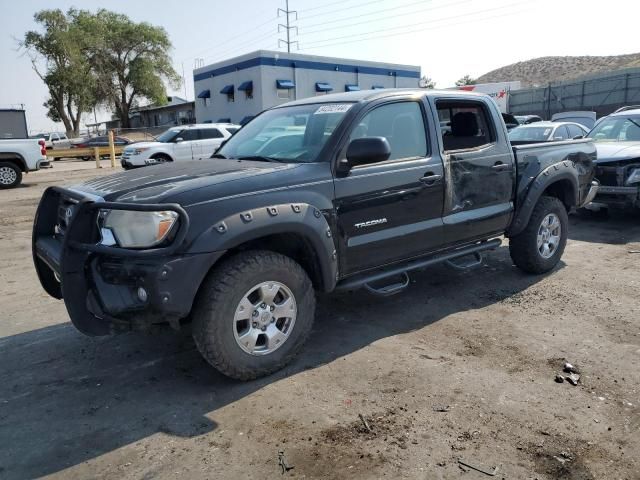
<box><xmin>278</xmin><ymin>0</ymin><xmax>298</xmax><ymax>53</ymax></box>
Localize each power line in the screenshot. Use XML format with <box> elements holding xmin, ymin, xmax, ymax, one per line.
<box><xmin>200</xmin><ymin>30</ymin><xmax>280</xmax><ymax>64</ymax></box>
<box><xmin>180</xmin><ymin>15</ymin><xmax>277</xmax><ymax>63</ymax></box>
<box><xmin>297</xmin><ymin>0</ymin><xmax>389</xmax><ymax>21</ymax></box>
<box><xmin>299</xmin><ymin>5</ymin><xmax>531</xmax><ymax>51</ymax></box>
<box><xmin>301</xmin><ymin>0</ymin><xmax>359</xmax><ymax>13</ymax></box>
<box><xmin>278</xmin><ymin>0</ymin><xmax>299</xmax><ymax>52</ymax></box>
<box><xmin>301</xmin><ymin>0</ymin><xmax>475</xmax><ymax>36</ymax></box>
<box><xmin>300</xmin><ymin>0</ymin><xmax>529</xmax><ymax>48</ymax></box>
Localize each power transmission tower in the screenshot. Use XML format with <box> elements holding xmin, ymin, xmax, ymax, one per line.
<box><xmin>277</xmin><ymin>0</ymin><xmax>298</xmax><ymax>53</ymax></box>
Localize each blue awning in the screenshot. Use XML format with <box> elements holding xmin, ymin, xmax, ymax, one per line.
<box><xmin>218</xmin><ymin>117</ymin><xmax>231</xmax><ymax>123</ymax></box>
<box><xmin>240</xmin><ymin>116</ymin><xmax>254</xmax><ymax>125</ymax></box>
<box><xmin>345</xmin><ymin>84</ymin><xmax>360</xmax><ymax>92</ymax></box>
<box><xmin>197</xmin><ymin>89</ymin><xmax>211</xmax><ymax>98</ymax></box>
<box><xmin>238</xmin><ymin>81</ymin><xmax>253</xmax><ymax>91</ymax></box>
<box><xmin>220</xmin><ymin>85</ymin><xmax>234</xmax><ymax>95</ymax></box>
<box><xmin>315</xmin><ymin>82</ymin><xmax>333</xmax><ymax>92</ymax></box>
<box><xmin>276</xmin><ymin>79</ymin><xmax>295</xmax><ymax>89</ymax></box>
<box><xmin>371</xmin><ymin>85</ymin><xmax>385</xmax><ymax>90</ymax></box>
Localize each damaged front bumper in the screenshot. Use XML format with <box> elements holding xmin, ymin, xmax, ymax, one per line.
<box><xmin>32</xmin><ymin>187</ymin><xmax>222</xmax><ymax>336</ymax></box>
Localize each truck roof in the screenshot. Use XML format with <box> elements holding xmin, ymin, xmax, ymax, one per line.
<box><xmin>278</xmin><ymin>88</ymin><xmax>489</xmax><ymax>107</ymax></box>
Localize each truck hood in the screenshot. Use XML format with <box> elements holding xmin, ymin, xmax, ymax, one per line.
<box><xmin>71</xmin><ymin>159</ymin><xmax>299</xmax><ymax>203</ymax></box>
<box><xmin>594</xmin><ymin>142</ymin><xmax>640</xmax><ymax>164</ymax></box>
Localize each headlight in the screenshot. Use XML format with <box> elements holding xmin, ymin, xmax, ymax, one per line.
<box><xmin>625</xmin><ymin>168</ymin><xmax>640</xmax><ymax>186</ymax></box>
<box><xmin>99</xmin><ymin>210</ymin><xmax>178</xmax><ymax>248</ymax></box>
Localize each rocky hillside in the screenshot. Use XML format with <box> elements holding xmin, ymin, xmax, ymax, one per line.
<box><xmin>477</xmin><ymin>53</ymin><xmax>640</xmax><ymax>87</ymax></box>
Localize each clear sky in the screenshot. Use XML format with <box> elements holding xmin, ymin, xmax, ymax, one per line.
<box><xmin>1</xmin><ymin>0</ymin><xmax>637</xmax><ymax>133</ymax></box>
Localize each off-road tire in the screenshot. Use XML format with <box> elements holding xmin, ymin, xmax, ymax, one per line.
<box><xmin>0</xmin><ymin>162</ymin><xmax>22</xmax><ymax>189</ymax></box>
<box><xmin>509</xmin><ymin>195</ymin><xmax>568</xmax><ymax>274</ymax></box>
<box><xmin>192</xmin><ymin>250</ymin><xmax>316</xmax><ymax>380</ymax></box>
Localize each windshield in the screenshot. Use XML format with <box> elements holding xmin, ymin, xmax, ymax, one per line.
<box><xmin>155</xmin><ymin>129</ymin><xmax>180</xmax><ymax>143</ymax></box>
<box><xmin>216</xmin><ymin>103</ymin><xmax>352</xmax><ymax>162</ymax></box>
<box><xmin>588</xmin><ymin>116</ymin><xmax>640</xmax><ymax>142</ymax></box>
<box><xmin>508</xmin><ymin>126</ymin><xmax>553</xmax><ymax>141</ymax></box>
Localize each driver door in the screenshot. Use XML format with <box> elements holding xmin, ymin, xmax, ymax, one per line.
<box><xmin>333</xmin><ymin>99</ymin><xmax>445</xmax><ymax>274</ymax></box>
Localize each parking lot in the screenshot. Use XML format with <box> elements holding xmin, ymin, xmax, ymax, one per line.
<box><xmin>1</xmin><ymin>162</ymin><xmax>638</xmax><ymax>479</ymax></box>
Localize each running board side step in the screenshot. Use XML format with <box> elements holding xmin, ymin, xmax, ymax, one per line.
<box><xmin>335</xmin><ymin>239</ymin><xmax>502</xmax><ymax>295</ymax></box>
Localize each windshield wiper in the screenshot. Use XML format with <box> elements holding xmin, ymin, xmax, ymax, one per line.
<box><xmin>237</xmin><ymin>155</ymin><xmax>285</xmax><ymax>163</ymax></box>
<box><xmin>210</xmin><ymin>153</ymin><xmax>227</xmax><ymax>158</ymax></box>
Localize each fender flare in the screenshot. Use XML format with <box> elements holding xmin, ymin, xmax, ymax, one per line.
<box><xmin>189</xmin><ymin>202</ymin><xmax>338</xmax><ymax>291</ymax></box>
<box><xmin>507</xmin><ymin>161</ymin><xmax>578</xmax><ymax>237</ymax></box>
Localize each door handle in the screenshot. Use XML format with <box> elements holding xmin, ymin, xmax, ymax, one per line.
<box><xmin>492</xmin><ymin>162</ymin><xmax>511</xmax><ymax>171</ymax></box>
<box><xmin>420</xmin><ymin>173</ymin><xmax>442</xmax><ymax>185</ymax></box>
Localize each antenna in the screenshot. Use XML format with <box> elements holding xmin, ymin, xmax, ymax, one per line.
<box><xmin>277</xmin><ymin>0</ymin><xmax>298</xmax><ymax>53</ymax></box>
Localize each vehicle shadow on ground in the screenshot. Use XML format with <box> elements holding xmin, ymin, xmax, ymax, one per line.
<box><xmin>0</xmin><ymin>245</ymin><xmax>554</xmax><ymax>479</ymax></box>
<box><xmin>568</xmin><ymin>209</ymin><xmax>640</xmax><ymax>245</ymax></box>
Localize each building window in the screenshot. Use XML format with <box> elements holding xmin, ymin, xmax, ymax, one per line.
<box><xmin>277</xmin><ymin>89</ymin><xmax>290</xmax><ymax>99</ymax></box>
<box><xmin>220</xmin><ymin>85</ymin><xmax>235</xmax><ymax>103</ymax></box>
<box><xmin>238</xmin><ymin>81</ymin><xmax>253</xmax><ymax>100</ymax></box>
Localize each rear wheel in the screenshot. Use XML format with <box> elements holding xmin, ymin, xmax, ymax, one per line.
<box><xmin>0</xmin><ymin>162</ymin><xmax>22</xmax><ymax>189</ymax></box>
<box><xmin>192</xmin><ymin>251</ymin><xmax>315</xmax><ymax>380</ymax></box>
<box><xmin>509</xmin><ymin>196</ymin><xmax>568</xmax><ymax>274</ymax></box>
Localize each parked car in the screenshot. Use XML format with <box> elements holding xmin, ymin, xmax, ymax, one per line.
<box><xmin>514</xmin><ymin>115</ymin><xmax>543</xmax><ymax>125</ymax></box>
<box><xmin>586</xmin><ymin>107</ymin><xmax>640</xmax><ymax>210</ymax></box>
<box><xmin>0</xmin><ymin>138</ymin><xmax>48</xmax><ymax>188</ymax></box>
<box><xmin>120</xmin><ymin>123</ymin><xmax>240</xmax><ymax>169</ymax></box>
<box><xmin>551</xmin><ymin>111</ymin><xmax>596</xmax><ymax>130</ymax></box>
<box><xmin>32</xmin><ymin>89</ymin><xmax>597</xmax><ymax>380</ymax></box>
<box><xmin>72</xmin><ymin>135</ymin><xmax>132</xmax><ymax>148</ymax></box>
<box><xmin>71</xmin><ymin>135</ymin><xmax>133</xmax><ymax>161</ymax></box>
<box><xmin>508</xmin><ymin>121</ymin><xmax>589</xmax><ymax>144</ymax></box>
<box><xmin>32</xmin><ymin>132</ymin><xmax>72</xmax><ymax>150</ymax></box>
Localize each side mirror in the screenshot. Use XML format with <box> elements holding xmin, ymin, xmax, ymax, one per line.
<box><xmin>338</xmin><ymin>137</ymin><xmax>391</xmax><ymax>173</ymax></box>
<box><xmin>572</xmin><ymin>135</ymin><xmax>584</xmax><ymax>140</ymax></box>
<box><xmin>174</xmin><ymin>137</ymin><xmax>184</xmax><ymax>143</ymax></box>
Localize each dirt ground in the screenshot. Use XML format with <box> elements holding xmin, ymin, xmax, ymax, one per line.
<box><xmin>1</xmin><ymin>161</ymin><xmax>638</xmax><ymax>479</ymax></box>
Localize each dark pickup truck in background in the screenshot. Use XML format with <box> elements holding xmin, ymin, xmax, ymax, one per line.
<box><xmin>32</xmin><ymin>89</ymin><xmax>598</xmax><ymax>380</ymax></box>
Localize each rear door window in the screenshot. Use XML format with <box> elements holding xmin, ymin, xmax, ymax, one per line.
<box><xmin>200</xmin><ymin>128</ymin><xmax>224</xmax><ymax>139</ymax></box>
<box><xmin>436</xmin><ymin>101</ymin><xmax>495</xmax><ymax>151</ymax></box>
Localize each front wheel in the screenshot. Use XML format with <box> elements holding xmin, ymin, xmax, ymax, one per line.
<box><xmin>0</xmin><ymin>162</ymin><xmax>22</xmax><ymax>189</ymax></box>
<box><xmin>192</xmin><ymin>251</ymin><xmax>316</xmax><ymax>380</ymax></box>
<box><xmin>509</xmin><ymin>196</ymin><xmax>568</xmax><ymax>274</ymax></box>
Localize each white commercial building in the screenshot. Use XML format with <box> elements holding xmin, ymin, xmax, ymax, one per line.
<box><xmin>193</xmin><ymin>50</ymin><xmax>421</xmax><ymax>124</ymax></box>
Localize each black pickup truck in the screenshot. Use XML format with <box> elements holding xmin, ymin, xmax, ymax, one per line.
<box><xmin>33</xmin><ymin>90</ymin><xmax>598</xmax><ymax>380</ymax></box>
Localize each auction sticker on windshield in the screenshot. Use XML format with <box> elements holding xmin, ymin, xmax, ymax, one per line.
<box><xmin>314</xmin><ymin>104</ymin><xmax>352</xmax><ymax>114</ymax></box>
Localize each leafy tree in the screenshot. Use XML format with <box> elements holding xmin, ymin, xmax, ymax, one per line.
<box><xmin>455</xmin><ymin>75</ymin><xmax>476</xmax><ymax>87</ymax></box>
<box><xmin>419</xmin><ymin>76</ymin><xmax>436</xmax><ymax>89</ymax></box>
<box><xmin>22</xmin><ymin>9</ymin><xmax>99</xmax><ymax>137</ymax></box>
<box><xmin>81</xmin><ymin>10</ymin><xmax>181</xmax><ymax>128</ymax></box>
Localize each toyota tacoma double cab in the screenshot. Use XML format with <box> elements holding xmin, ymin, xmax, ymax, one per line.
<box><xmin>32</xmin><ymin>90</ymin><xmax>598</xmax><ymax>380</ymax></box>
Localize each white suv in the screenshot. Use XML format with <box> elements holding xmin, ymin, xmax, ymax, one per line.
<box><xmin>121</xmin><ymin>123</ymin><xmax>240</xmax><ymax>169</ymax></box>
